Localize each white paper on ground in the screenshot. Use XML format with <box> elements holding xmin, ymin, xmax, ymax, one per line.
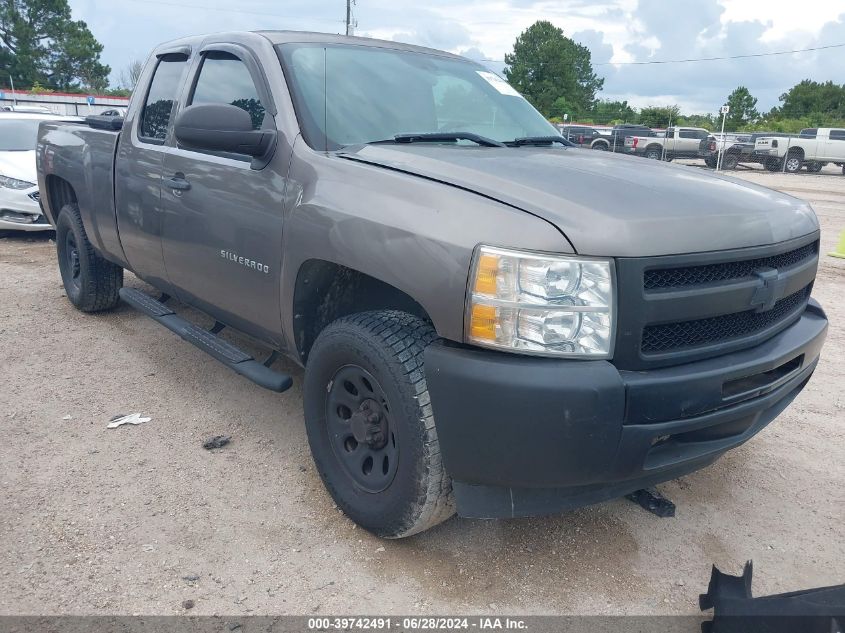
<box><xmin>107</xmin><ymin>413</ymin><xmax>151</xmax><ymax>428</ymax></box>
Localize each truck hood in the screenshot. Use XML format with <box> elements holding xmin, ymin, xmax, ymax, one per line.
<box><xmin>0</xmin><ymin>150</ymin><xmax>37</xmax><ymax>184</ymax></box>
<box><xmin>338</xmin><ymin>145</ymin><xmax>818</xmax><ymax>256</ymax></box>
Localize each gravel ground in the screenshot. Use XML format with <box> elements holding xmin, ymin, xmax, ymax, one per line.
<box><xmin>1</xmin><ymin>165</ymin><xmax>843</xmax><ymax>616</ymax></box>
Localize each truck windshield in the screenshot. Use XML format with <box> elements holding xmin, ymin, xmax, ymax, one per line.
<box><xmin>0</xmin><ymin>119</ymin><xmax>42</xmax><ymax>151</ymax></box>
<box><xmin>277</xmin><ymin>43</ymin><xmax>558</xmax><ymax>150</ymax></box>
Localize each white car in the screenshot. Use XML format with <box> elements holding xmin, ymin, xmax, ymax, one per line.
<box><xmin>0</xmin><ymin>112</ymin><xmax>76</xmax><ymax>231</ymax></box>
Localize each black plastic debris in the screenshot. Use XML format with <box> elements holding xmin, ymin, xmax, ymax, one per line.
<box><xmin>700</xmin><ymin>560</ymin><xmax>845</xmax><ymax>633</ymax></box>
<box><xmin>625</xmin><ymin>487</ymin><xmax>676</xmax><ymax>517</ymax></box>
<box><xmin>202</xmin><ymin>435</ymin><xmax>231</xmax><ymax>450</ymax></box>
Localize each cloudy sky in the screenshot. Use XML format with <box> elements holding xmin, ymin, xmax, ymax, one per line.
<box><xmin>69</xmin><ymin>0</ymin><xmax>845</xmax><ymax>114</ymax></box>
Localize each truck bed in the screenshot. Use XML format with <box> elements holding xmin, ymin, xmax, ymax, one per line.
<box><xmin>37</xmin><ymin>118</ymin><xmax>124</xmax><ymax>264</ymax></box>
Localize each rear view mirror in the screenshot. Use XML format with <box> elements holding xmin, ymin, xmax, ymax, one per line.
<box><xmin>174</xmin><ymin>103</ymin><xmax>275</xmax><ymax>157</ymax></box>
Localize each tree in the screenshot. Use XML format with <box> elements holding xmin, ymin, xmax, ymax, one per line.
<box><xmin>638</xmin><ymin>105</ymin><xmax>681</xmax><ymax>128</ymax></box>
<box><xmin>0</xmin><ymin>0</ymin><xmax>110</xmax><ymax>91</ymax></box>
<box><xmin>777</xmin><ymin>80</ymin><xmax>845</xmax><ymax>120</ymax></box>
<box><xmin>722</xmin><ymin>86</ymin><xmax>759</xmax><ymax>130</ymax></box>
<box><xmin>119</xmin><ymin>59</ymin><xmax>144</xmax><ymax>91</ymax></box>
<box><xmin>589</xmin><ymin>99</ymin><xmax>636</xmax><ymax>124</ymax></box>
<box><xmin>504</xmin><ymin>20</ymin><xmax>604</xmax><ymax>118</ymax></box>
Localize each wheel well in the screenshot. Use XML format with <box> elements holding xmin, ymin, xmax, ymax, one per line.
<box><xmin>787</xmin><ymin>147</ymin><xmax>805</xmax><ymax>159</ymax></box>
<box><xmin>646</xmin><ymin>144</ymin><xmax>663</xmax><ymax>153</ymax></box>
<box><xmin>293</xmin><ymin>260</ymin><xmax>432</xmax><ymax>363</ymax></box>
<box><xmin>591</xmin><ymin>139</ymin><xmax>608</xmax><ymax>148</ymax></box>
<box><xmin>45</xmin><ymin>175</ymin><xmax>77</xmax><ymax>221</ymax></box>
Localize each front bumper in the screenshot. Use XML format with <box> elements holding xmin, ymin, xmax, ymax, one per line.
<box><xmin>425</xmin><ymin>300</ymin><xmax>828</xmax><ymax>518</ymax></box>
<box><xmin>0</xmin><ymin>187</ymin><xmax>52</xmax><ymax>232</ymax></box>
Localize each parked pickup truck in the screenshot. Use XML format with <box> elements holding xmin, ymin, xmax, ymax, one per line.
<box><xmin>625</xmin><ymin>126</ymin><xmax>710</xmax><ymax>160</ymax></box>
<box><xmin>37</xmin><ymin>31</ymin><xmax>828</xmax><ymax>538</ymax></box>
<box><xmin>753</xmin><ymin>128</ymin><xmax>845</xmax><ymax>173</ymax></box>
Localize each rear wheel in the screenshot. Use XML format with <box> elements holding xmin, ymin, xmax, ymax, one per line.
<box><xmin>705</xmin><ymin>156</ymin><xmax>717</xmax><ymax>168</ymax></box>
<box><xmin>645</xmin><ymin>147</ymin><xmax>662</xmax><ymax>160</ymax></box>
<box><xmin>591</xmin><ymin>141</ymin><xmax>608</xmax><ymax>151</ymax></box>
<box><xmin>303</xmin><ymin>310</ymin><xmax>454</xmax><ymax>538</ymax></box>
<box><xmin>56</xmin><ymin>203</ymin><xmax>122</xmax><ymax>312</ymax></box>
<box><xmin>784</xmin><ymin>153</ymin><xmax>803</xmax><ymax>173</ymax></box>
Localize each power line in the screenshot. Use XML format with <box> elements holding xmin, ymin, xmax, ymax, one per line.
<box><xmin>480</xmin><ymin>42</ymin><xmax>845</xmax><ymax>65</ymax></box>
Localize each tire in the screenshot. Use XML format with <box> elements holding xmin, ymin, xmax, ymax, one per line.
<box><xmin>56</xmin><ymin>203</ymin><xmax>123</xmax><ymax>312</ymax></box>
<box><xmin>591</xmin><ymin>141</ymin><xmax>608</xmax><ymax>151</ymax></box>
<box><xmin>722</xmin><ymin>153</ymin><xmax>739</xmax><ymax>170</ymax></box>
<box><xmin>784</xmin><ymin>153</ymin><xmax>803</xmax><ymax>173</ymax></box>
<box><xmin>303</xmin><ymin>310</ymin><xmax>454</xmax><ymax>538</ymax></box>
<box><xmin>705</xmin><ymin>156</ymin><xmax>717</xmax><ymax>168</ymax></box>
<box><xmin>764</xmin><ymin>157</ymin><xmax>782</xmax><ymax>172</ymax></box>
<box><xmin>805</xmin><ymin>161</ymin><xmax>823</xmax><ymax>173</ymax></box>
<box><xmin>645</xmin><ymin>147</ymin><xmax>662</xmax><ymax>160</ymax></box>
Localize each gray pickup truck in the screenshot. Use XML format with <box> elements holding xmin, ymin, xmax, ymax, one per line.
<box><xmin>36</xmin><ymin>31</ymin><xmax>828</xmax><ymax>538</ymax></box>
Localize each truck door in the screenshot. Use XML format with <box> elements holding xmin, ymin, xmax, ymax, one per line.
<box><xmin>824</xmin><ymin>129</ymin><xmax>845</xmax><ymax>161</ymax></box>
<box><xmin>114</xmin><ymin>52</ymin><xmax>190</xmax><ymax>290</ymax></box>
<box><xmin>160</xmin><ymin>47</ymin><xmax>286</xmax><ymax>344</ymax></box>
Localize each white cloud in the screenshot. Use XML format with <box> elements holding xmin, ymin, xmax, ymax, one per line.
<box><xmin>68</xmin><ymin>0</ymin><xmax>845</xmax><ymax>114</ymax></box>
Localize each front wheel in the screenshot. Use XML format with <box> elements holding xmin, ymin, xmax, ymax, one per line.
<box><xmin>764</xmin><ymin>157</ymin><xmax>782</xmax><ymax>172</ymax></box>
<box><xmin>56</xmin><ymin>203</ymin><xmax>123</xmax><ymax>312</ymax></box>
<box><xmin>721</xmin><ymin>153</ymin><xmax>739</xmax><ymax>170</ymax></box>
<box><xmin>303</xmin><ymin>311</ymin><xmax>454</xmax><ymax>538</ymax></box>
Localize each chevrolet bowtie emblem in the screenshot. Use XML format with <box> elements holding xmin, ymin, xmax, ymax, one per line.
<box><xmin>750</xmin><ymin>267</ymin><xmax>786</xmax><ymax>312</ymax></box>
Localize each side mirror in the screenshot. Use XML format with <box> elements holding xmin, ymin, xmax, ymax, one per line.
<box><xmin>174</xmin><ymin>103</ymin><xmax>274</xmax><ymax>157</ymax></box>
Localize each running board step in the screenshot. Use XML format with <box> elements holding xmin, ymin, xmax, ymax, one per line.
<box><xmin>119</xmin><ymin>288</ymin><xmax>293</xmax><ymax>393</ymax></box>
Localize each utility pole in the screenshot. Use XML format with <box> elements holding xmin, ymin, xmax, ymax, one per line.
<box><xmin>346</xmin><ymin>0</ymin><xmax>352</xmax><ymax>36</ymax></box>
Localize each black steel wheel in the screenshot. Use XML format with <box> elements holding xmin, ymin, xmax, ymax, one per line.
<box><xmin>56</xmin><ymin>203</ymin><xmax>122</xmax><ymax>312</ymax></box>
<box><xmin>303</xmin><ymin>311</ymin><xmax>454</xmax><ymax>538</ymax></box>
<box><xmin>326</xmin><ymin>365</ymin><xmax>399</xmax><ymax>493</ymax></box>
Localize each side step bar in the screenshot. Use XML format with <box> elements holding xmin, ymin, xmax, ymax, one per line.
<box><xmin>119</xmin><ymin>288</ymin><xmax>293</xmax><ymax>393</ymax></box>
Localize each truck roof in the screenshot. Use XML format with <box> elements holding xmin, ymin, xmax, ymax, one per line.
<box><xmin>152</xmin><ymin>30</ymin><xmax>467</xmax><ymax>62</ymax></box>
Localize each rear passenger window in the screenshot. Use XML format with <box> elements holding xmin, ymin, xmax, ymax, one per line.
<box><xmin>191</xmin><ymin>52</ymin><xmax>265</xmax><ymax>130</ymax></box>
<box><xmin>829</xmin><ymin>130</ymin><xmax>845</xmax><ymax>140</ymax></box>
<box><xmin>140</xmin><ymin>55</ymin><xmax>188</xmax><ymax>142</ymax></box>
<box><xmin>799</xmin><ymin>128</ymin><xmax>817</xmax><ymax>138</ymax></box>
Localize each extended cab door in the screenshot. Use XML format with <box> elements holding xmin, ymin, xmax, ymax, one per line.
<box><xmin>114</xmin><ymin>51</ymin><xmax>190</xmax><ymax>290</ymax></box>
<box><xmin>678</xmin><ymin>128</ymin><xmax>708</xmax><ymax>155</ymax></box>
<box><xmin>160</xmin><ymin>44</ymin><xmax>288</xmax><ymax>344</ymax></box>
<box><xmin>824</xmin><ymin>129</ymin><xmax>845</xmax><ymax>161</ymax></box>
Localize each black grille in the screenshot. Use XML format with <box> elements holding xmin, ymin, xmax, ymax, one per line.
<box><xmin>28</xmin><ymin>191</ymin><xmax>40</xmax><ymax>202</ymax></box>
<box><xmin>642</xmin><ymin>285</ymin><xmax>811</xmax><ymax>354</ymax></box>
<box><xmin>644</xmin><ymin>241</ymin><xmax>818</xmax><ymax>290</ymax></box>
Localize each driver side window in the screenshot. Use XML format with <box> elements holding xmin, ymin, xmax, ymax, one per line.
<box><xmin>190</xmin><ymin>52</ymin><xmax>265</xmax><ymax>130</ymax></box>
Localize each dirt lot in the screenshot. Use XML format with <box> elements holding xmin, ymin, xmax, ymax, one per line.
<box><xmin>1</xmin><ymin>166</ymin><xmax>843</xmax><ymax>617</ymax></box>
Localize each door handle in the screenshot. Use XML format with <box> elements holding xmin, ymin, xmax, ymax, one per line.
<box><xmin>166</xmin><ymin>175</ymin><xmax>191</xmax><ymax>191</ymax></box>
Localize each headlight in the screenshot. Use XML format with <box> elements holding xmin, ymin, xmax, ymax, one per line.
<box><xmin>466</xmin><ymin>245</ymin><xmax>615</xmax><ymax>358</ymax></box>
<box><xmin>0</xmin><ymin>175</ymin><xmax>36</xmax><ymax>190</ymax></box>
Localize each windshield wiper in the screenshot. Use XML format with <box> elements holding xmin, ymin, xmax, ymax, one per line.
<box><xmin>369</xmin><ymin>132</ymin><xmax>506</xmax><ymax>148</ymax></box>
<box><xmin>506</xmin><ymin>136</ymin><xmax>575</xmax><ymax>147</ymax></box>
